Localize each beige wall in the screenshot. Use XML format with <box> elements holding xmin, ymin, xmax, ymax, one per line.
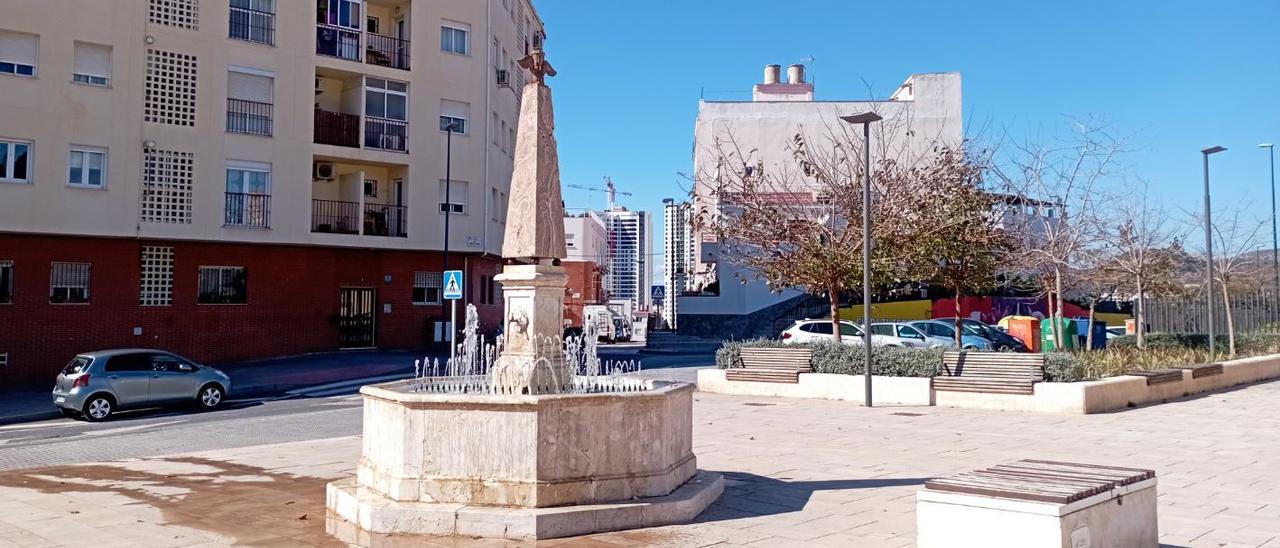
<box><xmin>0</xmin><ymin>0</ymin><xmax>546</xmax><ymax>255</ymax></box>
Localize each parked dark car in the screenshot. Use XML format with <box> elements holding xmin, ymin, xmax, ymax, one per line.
<box><xmin>935</xmin><ymin>318</ymin><xmax>1030</xmax><ymax>352</ymax></box>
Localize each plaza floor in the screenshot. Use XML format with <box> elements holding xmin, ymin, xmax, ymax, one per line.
<box><xmin>1</xmin><ymin>379</ymin><xmax>1279</xmax><ymax>547</ymax></box>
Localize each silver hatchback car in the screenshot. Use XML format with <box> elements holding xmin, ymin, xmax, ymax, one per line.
<box><xmin>52</xmin><ymin>349</ymin><xmax>232</xmax><ymax>421</ymax></box>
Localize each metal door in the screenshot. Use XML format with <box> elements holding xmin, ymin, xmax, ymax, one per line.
<box><xmin>103</xmin><ymin>353</ymin><xmax>153</xmax><ymax>405</ymax></box>
<box><xmin>339</xmin><ymin>287</ymin><xmax>377</xmax><ymax>348</ymax></box>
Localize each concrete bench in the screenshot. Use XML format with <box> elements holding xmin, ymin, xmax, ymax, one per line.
<box><xmin>725</xmin><ymin>347</ymin><xmax>812</xmax><ymax>384</ymax></box>
<box><xmin>918</xmin><ymin>459</ymin><xmax>1158</xmax><ymax>548</ymax></box>
<box><xmin>1125</xmin><ymin>369</ymin><xmax>1183</xmax><ymax>385</ymax></box>
<box><xmin>933</xmin><ymin>351</ymin><xmax>1045</xmax><ymax>395</ymax></box>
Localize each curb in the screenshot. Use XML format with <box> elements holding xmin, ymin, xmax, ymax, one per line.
<box><xmin>282</xmin><ymin>373</ymin><xmax>413</xmax><ymax>398</ymax></box>
<box><xmin>0</xmin><ymin>410</ymin><xmax>61</xmax><ymax>427</ymax></box>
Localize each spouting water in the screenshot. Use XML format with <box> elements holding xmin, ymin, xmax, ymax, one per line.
<box><xmin>409</xmin><ymin>304</ymin><xmax>646</xmax><ymax>395</ymax></box>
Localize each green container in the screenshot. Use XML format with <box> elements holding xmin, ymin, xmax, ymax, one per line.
<box><xmin>1040</xmin><ymin>317</ymin><xmax>1078</xmax><ymax>351</ymax></box>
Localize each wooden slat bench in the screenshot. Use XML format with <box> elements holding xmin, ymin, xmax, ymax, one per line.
<box><xmin>725</xmin><ymin>347</ymin><xmax>813</xmax><ymax>384</ymax></box>
<box><xmin>918</xmin><ymin>459</ymin><xmax>1159</xmax><ymax>547</ymax></box>
<box><xmin>1126</xmin><ymin>369</ymin><xmax>1183</xmax><ymax>385</ymax></box>
<box><xmin>1174</xmin><ymin>363</ymin><xmax>1224</xmax><ymax>378</ymax></box>
<box><xmin>932</xmin><ymin>351</ymin><xmax>1045</xmax><ymax>395</ymax></box>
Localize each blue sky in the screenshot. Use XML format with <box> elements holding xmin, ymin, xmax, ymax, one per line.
<box><xmin>537</xmin><ymin>1</ymin><xmax>1280</xmax><ymax>279</ymax></box>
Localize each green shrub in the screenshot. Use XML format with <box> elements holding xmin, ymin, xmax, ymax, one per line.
<box><xmin>1043</xmin><ymin>352</ymin><xmax>1087</xmax><ymax>382</ymax></box>
<box><xmin>1108</xmin><ymin>332</ymin><xmax>1280</xmax><ymax>355</ymax></box>
<box><xmin>717</xmin><ymin>340</ymin><xmax>941</xmax><ymax>377</ymax></box>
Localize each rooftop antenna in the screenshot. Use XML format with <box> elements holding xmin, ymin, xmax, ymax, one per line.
<box><xmin>801</xmin><ymin>55</ymin><xmax>816</xmax><ymax>90</ymax></box>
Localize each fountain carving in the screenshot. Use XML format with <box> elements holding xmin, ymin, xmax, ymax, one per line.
<box><xmin>325</xmin><ymin>48</ymin><xmax>722</xmax><ymax>542</ymax></box>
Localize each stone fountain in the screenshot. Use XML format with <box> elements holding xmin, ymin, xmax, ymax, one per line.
<box><xmin>325</xmin><ymin>50</ymin><xmax>722</xmax><ymax>541</ymax></box>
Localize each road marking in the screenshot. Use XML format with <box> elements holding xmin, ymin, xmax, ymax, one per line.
<box><xmin>83</xmin><ymin>420</ymin><xmax>186</xmax><ymax>437</ymax></box>
<box><xmin>0</xmin><ymin>421</ymin><xmax>81</xmax><ymax>432</ymax></box>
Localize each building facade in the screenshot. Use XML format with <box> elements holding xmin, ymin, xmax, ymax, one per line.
<box><xmin>563</xmin><ymin>210</ymin><xmax>608</xmax><ymax>266</ymax></box>
<box><xmin>0</xmin><ymin>0</ymin><xmax>546</xmax><ymax>388</ymax></box>
<box><xmin>602</xmin><ymin>207</ymin><xmax>651</xmax><ymax>308</ymax></box>
<box><xmin>661</xmin><ymin>198</ymin><xmax>692</xmax><ymax>329</ymax></box>
<box><xmin>680</xmin><ymin>65</ymin><xmax>963</xmax><ymax>339</ymax></box>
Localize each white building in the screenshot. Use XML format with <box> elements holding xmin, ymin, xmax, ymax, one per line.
<box><xmin>602</xmin><ymin>207</ymin><xmax>651</xmax><ymax>308</ymax></box>
<box><xmin>680</xmin><ymin>64</ymin><xmax>963</xmax><ymax>339</ymax></box>
<box><xmin>662</xmin><ymin>198</ymin><xmax>694</xmax><ymax>328</ymax></box>
<box><xmin>563</xmin><ymin>210</ymin><xmax>608</xmax><ymax>266</ymax></box>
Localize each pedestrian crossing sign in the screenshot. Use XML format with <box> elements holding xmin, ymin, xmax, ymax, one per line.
<box><xmin>444</xmin><ymin>270</ymin><xmax>464</xmax><ymax>300</ymax></box>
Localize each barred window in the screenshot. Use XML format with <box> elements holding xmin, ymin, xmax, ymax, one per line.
<box><xmin>197</xmin><ymin>266</ymin><xmax>247</xmax><ymax>304</ymax></box>
<box><xmin>413</xmin><ymin>271</ymin><xmax>442</xmax><ymax>305</ymax></box>
<box><xmin>139</xmin><ymin>246</ymin><xmax>174</xmax><ymax>306</ymax></box>
<box><xmin>50</xmin><ymin>262</ymin><xmax>91</xmax><ymax>304</ymax></box>
<box><xmin>0</xmin><ymin>353</ymin><xmax>7</xmax><ymax>368</ymax></box>
<box><xmin>0</xmin><ymin>260</ymin><xmax>12</xmax><ymax>303</ymax></box>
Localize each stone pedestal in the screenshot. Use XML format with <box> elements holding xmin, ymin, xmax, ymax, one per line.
<box><xmin>490</xmin><ymin>263</ymin><xmax>570</xmax><ymax>394</ymax></box>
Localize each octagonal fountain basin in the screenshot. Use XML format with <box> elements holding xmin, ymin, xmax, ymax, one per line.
<box><xmin>327</xmin><ymin>377</ymin><xmax>722</xmax><ymax>540</ymax></box>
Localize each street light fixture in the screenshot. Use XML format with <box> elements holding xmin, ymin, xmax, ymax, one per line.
<box><xmin>1261</xmin><ymin>143</ymin><xmax>1278</xmax><ymax>299</ymax></box>
<box><xmin>839</xmin><ymin>111</ymin><xmax>882</xmax><ymax>408</ymax></box>
<box><xmin>1202</xmin><ymin>145</ymin><xmax>1226</xmax><ymax>361</ymax></box>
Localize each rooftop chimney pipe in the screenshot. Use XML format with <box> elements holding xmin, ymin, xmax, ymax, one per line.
<box><xmin>787</xmin><ymin>64</ymin><xmax>805</xmax><ymax>85</ymax></box>
<box><xmin>763</xmin><ymin>65</ymin><xmax>781</xmax><ymax>85</ymax></box>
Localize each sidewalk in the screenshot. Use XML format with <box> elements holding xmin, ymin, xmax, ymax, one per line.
<box><xmin>0</xmin><ymin>349</ymin><xmax>438</xmax><ymax>426</ymax></box>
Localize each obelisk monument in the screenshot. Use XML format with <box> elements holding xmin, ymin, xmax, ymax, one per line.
<box><xmin>489</xmin><ymin>49</ymin><xmax>571</xmax><ymax>394</ymax></box>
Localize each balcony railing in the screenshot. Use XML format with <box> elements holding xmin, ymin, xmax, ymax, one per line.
<box><xmin>227</xmin><ymin>98</ymin><xmax>273</xmax><ymax>136</ymax></box>
<box><xmin>365</xmin><ymin>33</ymin><xmax>410</xmax><ymax>70</ymax></box>
<box><xmin>364</xmin><ymin>116</ymin><xmax>408</xmax><ymax>152</ymax></box>
<box><xmin>224</xmin><ymin>192</ymin><xmax>271</xmax><ymax>228</ymax></box>
<box><xmin>312</xmin><ymin>199</ymin><xmax>407</xmax><ymax>237</ymax></box>
<box><xmin>315</xmin><ymin>108</ymin><xmax>361</xmax><ymax>148</ymax></box>
<box><xmin>363</xmin><ymin>202</ymin><xmax>408</xmax><ymax>237</ymax></box>
<box><xmin>312</xmin><ymin>199</ymin><xmax>360</xmax><ymax>234</ymax></box>
<box><xmin>316</xmin><ymin>23</ymin><xmax>362</xmax><ymax>61</ymax></box>
<box><xmin>230</xmin><ymin>5</ymin><xmax>275</xmax><ymax>45</ymax></box>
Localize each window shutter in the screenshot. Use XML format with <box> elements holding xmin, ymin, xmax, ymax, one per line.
<box><xmin>227</xmin><ymin>70</ymin><xmax>273</xmax><ymax>102</ymax></box>
<box><xmin>74</xmin><ymin>43</ymin><xmax>111</xmax><ymax>77</ymax></box>
<box><xmin>440</xmin><ymin>99</ymin><xmax>468</xmax><ymax>120</ymax></box>
<box><xmin>0</xmin><ymin>30</ymin><xmax>37</xmax><ymax>65</ymax></box>
<box><xmin>439</xmin><ymin>180</ymin><xmax>468</xmax><ymax>205</ymax></box>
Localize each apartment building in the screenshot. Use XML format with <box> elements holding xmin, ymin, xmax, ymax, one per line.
<box><xmin>681</xmin><ymin>65</ymin><xmax>963</xmax><ymax>339</ymax></box>
<box><xmin>0</xmin><ymin>0</ymin><xmax>546</xmax><ymax>387</ymax></box>
<box><xmin>602</xmin><ymin>206</ymin><xmax>651</xmax><ymax>308</ymax></box>
<box><xmin>661</xmin><ymin>198</ymin><xmax>692</xmax><ymax>329</ymax></box>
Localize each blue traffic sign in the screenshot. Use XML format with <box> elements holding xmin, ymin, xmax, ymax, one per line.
<box><xmin>443</xmin><ymin>270</ymin><xmax>464</xmax><ymax>300</ymax></box>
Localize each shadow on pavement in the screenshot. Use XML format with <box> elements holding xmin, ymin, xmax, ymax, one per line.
<box><xmin>696</xmin><ymin>471</ymin><xmax>931</xmax><ymax>523</ymax></box>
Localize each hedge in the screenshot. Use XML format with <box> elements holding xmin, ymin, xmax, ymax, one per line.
<box><xmin>1109</xmin><ymin>333</ymin><xmax>1280</xmax><ymax>354</ymax></box>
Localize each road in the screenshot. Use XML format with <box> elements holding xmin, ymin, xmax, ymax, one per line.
<box><xmin>0</xmin><ymin>348</ymin><xmax>713</xmax><ymax>472</ymax></box>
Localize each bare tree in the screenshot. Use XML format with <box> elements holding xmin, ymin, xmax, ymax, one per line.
<box><xmin>1101</xmin><ymin>181</ymin><xmax>1183</xmax><ymax>349</ymax></box>
<box><xmin>991</xmin><ymin>118</ymin><xmax>1127</xmax><ymax>347</ymax></box>
<box><xmin>1192</xmin><ymin>203</ymin><xmax>1267</xmax><ymax>357</ymax></box>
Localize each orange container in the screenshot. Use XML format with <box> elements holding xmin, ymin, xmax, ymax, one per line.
<box><xmin>1125</xmin><ymin>319</ymin><xmax>1137</xmax><ymax>335</ymax></box>
<box><xmin>1006</xmin><ymin>317</ymin><xmax>1041</xmax><ymax>353</ymax></box>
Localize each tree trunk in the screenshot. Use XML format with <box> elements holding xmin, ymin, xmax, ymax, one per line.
<box><xmin>1046</xmin><ymin>292</ymin><xmax>1057</xmax><ymax>351</ymax></box>
<box><xmin>1135</xmin><ymin>274</ymin><xmax>1145</xmax><ymax>349</ymax></box>
<box><xmin>829</xmin><ymin>283</ymin><xmax>842</xmax><ymax>343</ymax></box>
<box><xmin>1220</xmin><ymin>279</ymin><xmax>1235</xmax><ymax>358</ymax></box>
<box><xmin>1052</xmin><ymin>267</ymin><xmax>1065</xmax><ymax>349</ymax></box>
<box><xmin>953</xmin><ymin>288</ymin><xmax>964</xmax><ymax>348</ymax></box>
<box><xmin>1085</xmin><ymin>301</ymin><xmax>1096</xmax><ymax>351</ymax></box>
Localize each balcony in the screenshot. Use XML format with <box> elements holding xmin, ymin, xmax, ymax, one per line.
<box><xmin>224</xmin><ymin>192</ymin><xmax>271</xmax><ymax>228</ymax></box>
<box><xmin>314</xmin><ymin>108</ymin><xmax>361</xmax><ymax>148</ymax></box>
<box><xmin>227</xmin><ymin>98</ymin><xmax>272</xmax><ymax>136</ymax></box>
<box><xmin>364</xmin><ymin>116</ymin><xmax>407</xmax><ymax>152</ymax></box>
<box><xmin>312</xmin><ymin>199</ymin><xmax>406</xmax><ymax>237</ymax></box>
<box><xmin>229</xmin><ymin>4</ymin><xmax>275</xmax><ymax>45</ymax></box>
<box><xmin>316</xmin><ymin>23</ymin><xmax>362</xmax><ymax>62</ymax></box>
<box><xmin>365</xmin><ymin>33</ymin><xmax>410</xmax><ymax>71</ymax></box>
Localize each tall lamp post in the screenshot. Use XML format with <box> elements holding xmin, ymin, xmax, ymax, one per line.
<box><xmin>839</xmin><ymin>112</ymin><xmax>882</xmax><ymax>408</ymax></box>
<box><xmin>1261</xmin><ymin>143</ymin><xmax>1278</xmax><ymax>299</ymax></box>
<box><xmin>1202</xmin><ymin>145</ymin><xmax>1226</xmax><ymax>361</ymax></box>
<box><xmin>443</xmin><ymin>119</ymin><xmax>462</xmax><ymax>357</ymax></box>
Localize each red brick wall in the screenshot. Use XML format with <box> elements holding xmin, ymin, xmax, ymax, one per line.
<box><xmin>562</xmin><ymin>260</ymin><xmax>604</xmax><ymax>328</ymax></box>
<box><xmin>0</xmin><ymin>234</ymin><xmax>502</xmax><ymax>389</ymax></box>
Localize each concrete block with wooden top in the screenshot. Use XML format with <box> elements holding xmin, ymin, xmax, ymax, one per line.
<box><xmin>1125</xmin><ymin>369</ymin><xmax>1183</xmax><ymax>385</ymax></box>
<box><xmin>917</xmin><ymin>459</ymin><xmax>1158</xmax><ymax>548</ymax></box>
<box><xmin>725</xmin><ymin>347</ymin><xmax>813</xmax><ymax>383</ymax></box>
<box><xmin>1173</xmin><ymin>363</ymin><xmax>1224</xmax><ymax>378</ymax></box>
<box><xmin>933</xmin><ymin>351</ymin><xmax>1046</xmax><ymax>395</ymax></box>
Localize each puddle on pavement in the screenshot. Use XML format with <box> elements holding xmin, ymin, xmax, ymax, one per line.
<box><xmin>0</xmin><ymin>457</ymin><xmax>685</xmax><ymax>547</ymax></box>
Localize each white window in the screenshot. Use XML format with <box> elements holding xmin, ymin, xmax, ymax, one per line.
<box><xmin>440</xmin><ymin>22</ymin><xmax>469</xmax><ymax>55</ymax></box>
<box><xmin>225</xmin><ymin>161</ymin><xmax>270</xmax><ymax>194</ymax></box>
<box><xmin>491</xmin><ymin>187</ymin><xmax>500</xmax><ymax>221</ymax></box>
<box><xmin>0</xmin><ymin>30</ymin><xmax>37</xmax><ymax>77</ymax></box>
<box><xmin>439</xmin><ymin>179</ymin><xmax>468</xmax><ymax>214</ymax></box>
<box><xmin>227</xmin><ymin>67</ymin><xmax>274</xmax><ymax>135</ymax></box>
<box><xmin>365</xmin><ymin>77</ymin><xmax>408</xmax><ymax>121</ymax></box>
<box><xmin>72</xmin><ymin>42</ymin><xmax>111</xmax><ymax>86</ymax></box>
<box><xmin>68</xmin><ymin>147</ymin><xmax>107</xmax><ymax>188</ymax></box>
<box><xmin>439</xmin><ymin>99</ymin><xmax>468</xmax><ymax>134</ymax></box>
<box><xmin>225</xmin><ymin>161</ymin><xmax>271</xmax><ymax>227</ymax></box>
<box><xmin>50</xmin><ymin>262</ymin><xmax>91</xmax><ymax>304</ymax></box>
<box><xmin>230</xmin><ymin>0</ymin><xmax>276</xmax><ymax>45</ymax></box>
<box><xmin>413</xmin><ymin>271</ymin><xmax>442</xmax><ymax>305</ymax></box>
<box><xmin>0</xmin><ymin>139</ymin><xmax>32</xmax><ymax>184</ymax></box>
<box><xmin>364</xmin><ymin>178</ymin><xmax>378</xmax><ymax>197</ymax></box>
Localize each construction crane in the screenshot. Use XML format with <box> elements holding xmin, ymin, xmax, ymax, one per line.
<box><xmin>568</xmin><ymin>176</ymin><xmax>632</xmax><ymax>210</ymax></box>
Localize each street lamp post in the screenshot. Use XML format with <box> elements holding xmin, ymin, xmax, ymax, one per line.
<box><xmin>839</xmin><ymin>112</ymin><xmax>882</xmax><ymax>408</ymax></box>
<box><xmin>1262</xmin><ymin>143</ymin><xmax>1278</xmax><ymax>299</ymax></box>
<box><xmin>444</xmin><ymin>120</ymin><xmax>462</xmax><ymax>358</ymax></box>
<box><xmin>1202</xmin><ymin>145</ymin><xmax>1226</xmax><ymax>361</ymax></box>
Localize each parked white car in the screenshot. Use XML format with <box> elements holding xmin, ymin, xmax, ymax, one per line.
<box><xmin>869</xmin><ymin>322</ymin><xmax>954</xmax><ymax>349</ymax></box>
<box><xmin>780</xmin><ymin>319</ymin><xmax>902</xmax><ymax>346</ymax></box>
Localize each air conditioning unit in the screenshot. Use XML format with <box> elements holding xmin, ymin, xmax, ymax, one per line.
<box><xmin>314</xmin><ymin>161</ymin><xmax>336</xmax><ymax>181</ymax></box>
<box><xmin>496</xmin><ymin>69</ymin><xmax>510</xmax><ymax>87</ymax></box>
<box><xmin>531</xmin><ymin>33</ymin><xmax>544</xmax><ymax>49</ymax></box>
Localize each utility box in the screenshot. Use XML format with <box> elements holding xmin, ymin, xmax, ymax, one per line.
<box><xmin>1041</xmin><ymin>318</ymin><xmax>1078</xmax><ymax>351</ymax></box>
<box><xmin>1005</xmin><ymin>316</ymin><xmax>1041</xmax><ymax>353</ymax></box>
<box><xmin>1074</xmin><ymin>318</ymin><xmax>1107</xmax><ymax>350</ymax></box>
